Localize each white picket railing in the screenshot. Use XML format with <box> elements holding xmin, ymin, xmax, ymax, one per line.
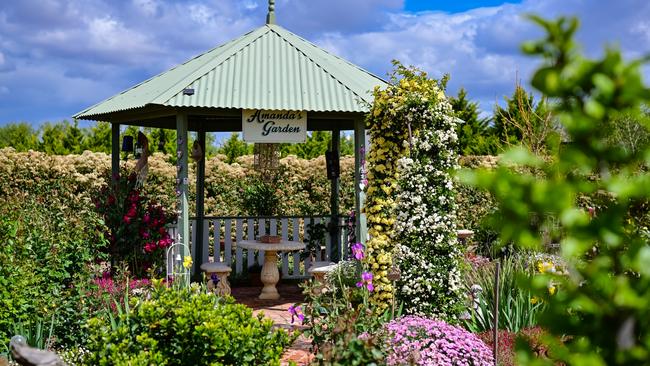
<box><xmin>183</xmin><ymin>216</ymin><xmax>350</xmax><ymax>280</ymax></box>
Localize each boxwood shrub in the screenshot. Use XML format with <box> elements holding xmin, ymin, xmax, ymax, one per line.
<box><xmin>84</xmin><ymin>285</ymin><xmax>292</xmax><ymax>365</ymax></box>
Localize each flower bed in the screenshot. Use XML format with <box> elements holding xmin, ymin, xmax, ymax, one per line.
<box><xmin>383</xmin><ymin>315</ymin><xmax>494</xmax><ymax>366</ymax></box>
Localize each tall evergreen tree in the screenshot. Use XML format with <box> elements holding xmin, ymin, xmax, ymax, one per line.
<box><xmin>39</xmin><ymin>121</ymin><xmax>70</xmax><ymax>154</ymax></box>
<box><xmin>82</xmin><ymin>121</ymin><xmax>112</xmax><ymax>153</ymax></box>
<box><xmin>493</xmin><ymin>84</ymin><xmax>558</xmax><ymax>155</ymax></box>
<box><xmin>450</xmin><ymin>88</ymin><xmax>498</xmax><ymax>155</ymax></box>
<box><xmin>218</xmin><ymin>133</ymin><xmax>252</xmax><ymax>163</ymax></box>
<box><xmin>0</xmin><ymin>122</ymin><xmax>39</xmax><ymax>151</ymax></box>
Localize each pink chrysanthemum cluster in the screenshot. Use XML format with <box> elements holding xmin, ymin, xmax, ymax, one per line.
<box><xmin>383</xmin><ymin>315</ymin><xmax>493</xmax><ymax>366</ymax></box>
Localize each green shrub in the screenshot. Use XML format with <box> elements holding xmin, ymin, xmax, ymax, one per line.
<box><xmin>0</xmin><ymin>190</ymin><xmax>106</xmax><ymax>347</ymax></box>
<box><xmin>463</xmin><ymin>15</ymin><xmax>650</xmax><ymax>364</ymax></box>
<box><xmin>84</xmin><ymin>284</ymin><xmax>292</xmax><ymax>366</ymax></box>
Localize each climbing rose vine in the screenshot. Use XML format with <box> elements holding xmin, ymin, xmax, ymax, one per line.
<box><xmin>393</xmin><ymin>93</ymin><xmax>463</xmax><ymax>319</ymax></box>
<box><xmin>364</xmin><ymin>63</ymin><xmax>456</xmax><ymax>312</ymax></box>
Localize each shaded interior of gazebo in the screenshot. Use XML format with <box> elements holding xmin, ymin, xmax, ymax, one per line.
<box><xmin>74</xmin><ymin>2</ymin><xmax>386</xmax><ymax>275</ymax></box>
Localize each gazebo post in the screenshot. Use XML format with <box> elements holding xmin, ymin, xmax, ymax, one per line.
<box><xmin>353</xmin><ymin>118</ymin><xmax>367</xmax><ymax>245</ymax></box>
<box><xmin>194</xmin><ymin>130</ymin><xmax>206</xmax><ymax>275</ymax></box>
<box><xmin>330</xmin><ymin>128</ymin><xmax>340</xmax><ymax>262</ymax></box>
<box><xmin>176</xmin><ymin>113</ymin><xmax>190</xmax><ymax>269</ymax></box>
<box><xmin>111</xmin><ymin>123</ymin><xmax>120</xmax><ymax>181</ymax></box>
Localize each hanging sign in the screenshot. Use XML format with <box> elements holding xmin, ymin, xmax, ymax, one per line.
<box><xmin>242</xmin><ymin>109</ymin><xmax>307</xmax><ymax>143</ymax></box>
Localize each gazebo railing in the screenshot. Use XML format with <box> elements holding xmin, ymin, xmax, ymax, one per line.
<box><xmin>174</xmin><ymin>215</ymin><xmax>350</xmax><ymax>280</ymax></box>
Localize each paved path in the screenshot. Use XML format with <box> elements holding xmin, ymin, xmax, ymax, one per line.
<box><xmin>232</xmin><ymin>284</ymin><xmax>314</xmax><ymax>366</ymax></box>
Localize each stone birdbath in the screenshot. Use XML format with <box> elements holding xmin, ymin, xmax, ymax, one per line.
<box><xmin>237</xmin><ymin>239</ymin><xmax>305</xmax><ymax>300</ymax></box>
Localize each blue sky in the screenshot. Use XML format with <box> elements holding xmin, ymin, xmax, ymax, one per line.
<box><xmin>405</xmin><ymin>0</ymin><xmax>521</xmax><ymax>13</ymax></box>
<box><xmin>1</xmin><ymin>0</ymin><xmax>649</xmax><ymax>132</ymax></box>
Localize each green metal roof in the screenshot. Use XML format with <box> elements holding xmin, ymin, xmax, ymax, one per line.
<box><xmin>74</xmin><ymin>24</ymin><xmax>387</xmax><ymax>121</ymax></box>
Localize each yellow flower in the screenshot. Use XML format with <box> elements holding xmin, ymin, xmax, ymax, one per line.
<box><xmin>183</xmin><ymin>255</ymin><xmax>193</xmax><ymax>269</ymax></box>
<box><xmin>548</xmin><ymin>285</ymin><xmax>556</xmax><ymax>295</ymax></box>
<box><xmin>530</xmin><ymin>296</ymin><xmax>540</xmax><ymax>304</ymax></box>
<box><xmin>537</xmin><ymin>261</ymin><xmax>553</xmax><ymax>274</ymax></box>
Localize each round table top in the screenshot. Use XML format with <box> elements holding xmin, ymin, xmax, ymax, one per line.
<box><xmin>237</xmin><ymin>239</ymin><xmax>305</xmax><ymax>251</ymax></box>
<box><xmin>457</xmin><ymin>229</ymin><xmax>475</xmax><ymax>239</ymax></box>
<box><xmin>200</xmin><ymin>262</ymin><xmax>232</xmax><ymax>273</ymax></box>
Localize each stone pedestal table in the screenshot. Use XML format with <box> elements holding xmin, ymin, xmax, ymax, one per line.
<box><xmin>237</xmin><ymin>240</ymin><xmax>305</xmax><ymax>300</ymax></box>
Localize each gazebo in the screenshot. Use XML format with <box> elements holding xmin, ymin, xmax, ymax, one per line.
<box><xmin>74</xmin><ymin>1</ymin><xmax>387</xmax><ymax>276</ymax></box>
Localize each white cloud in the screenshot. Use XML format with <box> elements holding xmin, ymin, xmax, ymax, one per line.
<box><xmin>1</xmin><ymin>0</ymin><xmax>649</xmax><ymax>123</ymax></box>
<box><xmin>188</xmin><ymin>4</ymin><xmax>216</xmax><ymax>25</ymax></box>
<box><xmin>0</xmin><ymin>50</ymin><xmax>14</xmax><ymax>72</ymax></box>
<box><xmin>86</xmin><ymin>16</ymin><xmax>155</xmax><ymax>56</ymax></box>
<box><xmin>314</xmin><ymin>0</ymin><xmax>650</xmax><ymax>112</ymax></box>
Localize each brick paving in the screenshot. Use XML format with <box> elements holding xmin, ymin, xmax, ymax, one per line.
<box><xmin>232</xmin><ymin>284</ymin><xmax>314</xmax><ymax>366</ymax></box>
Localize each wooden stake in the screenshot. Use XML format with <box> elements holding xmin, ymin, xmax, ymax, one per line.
<box><xmin>493</xmin><ymin>260</ymin><xmax>500</xmax><ymax>366</ymax></box>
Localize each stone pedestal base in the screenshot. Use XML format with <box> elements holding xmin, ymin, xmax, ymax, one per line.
<box><xmin>200</xmin><ymin>262</ymin><xmax>232</xmax><ymax>296</ymax></box>
<box><xmin>260</xmin><ymin>251</ymin><xmax>280</xmax><ymax>300</ymax></box>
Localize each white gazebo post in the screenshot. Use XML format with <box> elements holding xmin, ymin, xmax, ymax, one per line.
<box><xmin>354</xmin><ymin>117</ymin><xmax>367</xmax><ymax>244</ymax></box>
<box><xmin>176</xmin><ymin>113</ymin><xmax>190</xmax><ymax>270</ymax></box>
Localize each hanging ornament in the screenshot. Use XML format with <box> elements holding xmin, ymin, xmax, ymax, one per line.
<box><xmin>191</xmin><ymin>141</ymin><xmax>204</xmax><ymax>162</ymax></box>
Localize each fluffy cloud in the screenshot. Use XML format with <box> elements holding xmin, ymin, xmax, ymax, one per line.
<box><xmin>316</xmin><ymin>0</ymin><xmax>650</xmax><ymax>112</ymax></box>
<box><xmin>0</xmin><ymin>0</ymin><xmax>649</xmax><ymax>124</ymax></box>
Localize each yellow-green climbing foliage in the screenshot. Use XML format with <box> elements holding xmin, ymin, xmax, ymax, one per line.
<box><xmin>364</xmin><ymin>63</ymin><xmax>451</xmax><ymax>311</ymax></box>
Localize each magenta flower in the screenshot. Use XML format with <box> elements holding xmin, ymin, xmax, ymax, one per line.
<box><xmin>356</xmin><ymin>271</ymin><xmax>374</xmax><ymax>292</ymax></box>
<box><xmin>351</xmin><ymin>243</ymin><xmax>365</xmax><ymax>260</ymax></box>
<box><xmin>288</xmin><ymin>304</ymin><xmax>304</xmax><ymax>324</ymax></box>
<box><xmin>144</xmin><ymin>241</ymin><xmax>156</xmax><ymax>253</ymax></box>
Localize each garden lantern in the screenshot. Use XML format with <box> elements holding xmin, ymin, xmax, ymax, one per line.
<box><xmin>158</xmin><ymin>129</ymin><xmax>166</xmax><ymax>153</ymax></box>
<box><xmin>121</xmin><ymin>135</ymin><xmax>133</xmax><ymax>153</ymax></box>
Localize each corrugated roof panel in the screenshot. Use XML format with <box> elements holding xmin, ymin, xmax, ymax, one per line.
<box><xmin>75</xmin><ymin>24</ymin><xmax>387</xmax><ymax>119</ymax></box>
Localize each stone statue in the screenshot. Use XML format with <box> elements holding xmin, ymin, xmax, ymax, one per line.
<box><xmin>9</xmin><ymin>336</ymin><xmax>66</xmax><ymax>366</ymax></box>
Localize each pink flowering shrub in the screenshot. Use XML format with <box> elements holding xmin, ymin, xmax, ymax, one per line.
<box><xmin>383</xmin><ymin>315</ymin><xmax>494</xmax><ymax>366</ymax></box>
<box><xmin>92</xmin><ymin>273</ymin><xmax>152</xmax><ymax>313</ymax></box>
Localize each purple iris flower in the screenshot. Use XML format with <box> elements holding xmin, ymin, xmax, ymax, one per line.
<box><xmin>356</xmin><ymin>271</ymin><xmax>374</xmax><ymax>292</ymax></box>
<box><xmin>288</xmin><ymin>304</ymin><xmax>304</xmax><ymax>324</ymax></box>
<box><xmin>351</xmin><ymin>243</ymin><xmax>365</xmax><ymax>260</ymax></box>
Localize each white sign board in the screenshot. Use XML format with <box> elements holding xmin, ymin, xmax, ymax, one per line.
<box><xmin>242</xmin><ymin>109</ymin><xmax>307</xmax><ymax>143</ymax></box>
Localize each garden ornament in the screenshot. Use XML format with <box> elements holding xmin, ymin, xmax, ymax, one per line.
<box><xmin>10</xmin><ymin>335</ymin><xmax>65</xmax><ymax>366</ymax></box>
<box><xmin>134</xmin><ymin>131</ymin><xmax>149</xmax><ymax>187</ymax></box>
<box><xmin>191</xmin><ymin>140</ymin><xmax>203</xmax><ymax>162</ymax></box>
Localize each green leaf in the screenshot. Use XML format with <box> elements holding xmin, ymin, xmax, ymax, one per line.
<box><xmin>532</xmin><ymin>67</ymin><xmax>561</xmax><ymax>96</ymax></box>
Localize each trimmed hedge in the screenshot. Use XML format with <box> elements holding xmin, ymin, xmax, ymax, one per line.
<box><xmin>0</xmin><ymin>148</ymin><xmax>495</xmax><ymax>227</ymax></box>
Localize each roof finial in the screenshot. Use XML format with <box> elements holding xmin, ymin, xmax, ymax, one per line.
<box><xmin>266</xmin><ymin>0</ymin><xmax>276</xmax><ymax>25</ymax></box>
